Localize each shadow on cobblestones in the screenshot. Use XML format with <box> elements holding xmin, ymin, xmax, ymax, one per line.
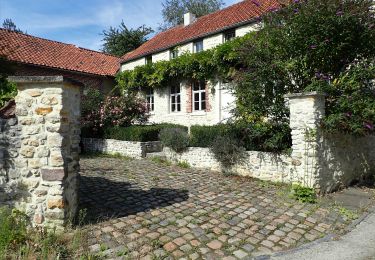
<box><xmin>78</xmin><ymin>175</ymin><xmax>189</xmax><ymax>225</ymax></box>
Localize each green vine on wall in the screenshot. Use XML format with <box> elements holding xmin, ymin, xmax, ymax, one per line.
<box><xmin>116</xmin><ymin>34</ymin><xmax>249</xmax><ymax>91</ymax></box>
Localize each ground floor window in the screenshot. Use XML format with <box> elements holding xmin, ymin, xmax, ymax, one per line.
<box><xmin>146</xmin><ymin>88</ymin><xmax>154</xmax><ymax>112</ymax></box>
<box><xmin>193</xmin><ymin>81</ymin><xmax>206</xmax><ymax>111</ymax></box>
<box><xmin>170</xmin><ymin>85</ymin><xmax>181</xmax><ymax>112</ymax></box>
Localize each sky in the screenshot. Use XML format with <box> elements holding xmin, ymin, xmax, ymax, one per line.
<box><xmin>0</xmin><ymin>0</ymin><xmax>241</xmax><ymax>51</ymax></box>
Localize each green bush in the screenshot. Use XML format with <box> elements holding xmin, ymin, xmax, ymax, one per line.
<box><xmin>0</xmin><ymin>207</ymin><xmax>28</xmax><ymax>255</ymax></box>
<box><xmin>82</xmin><ymin>124</ymin><xmax>187</xmax><ymax>142</ymax></box>
<box><xmin>159</xmin><ymin>128</ymin><xmax>189</xmax><ymax>153</ymax></box>
<box><xmin>190</xmin><ymin>122</ymin><xmax>291</xmax><ymax>152</ymax></box>
<box><xmin>210</xmin><ymin>135</ymin><xmax>246</xmax><ymax>168</ymax></box>
<box><xmin>290</xmin><ymin>184</ymin><xmax>317</xmax><ymax>204</ymax></box>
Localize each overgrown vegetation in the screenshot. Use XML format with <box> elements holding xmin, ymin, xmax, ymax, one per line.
<box><xmin>0</xmin><ymin>207</ymin><xmax>92</xmax><ymax>259</ymax></box>
<box><xmin>0</xmin><ymin>55</ymin><xmax>17</xmax><ymax>108</ymax></box>
<box><xmin>289</xmin><ymin>184</ymin><xmax>317</xmax><ymax>204</ymax></box>
<box><xmin>210</xmin><ymin>135</ymin><xmax>246</xmax><ymax>168</ymax></box>
<box><xmin>159</xmin><ymin>127</ymin><xmax>190</xmax><ymax>152</ymax></box>
<box><xmin>82</xmin><ymin>123</ymin><xmax>187</xmax><ymax>142</ymax></box>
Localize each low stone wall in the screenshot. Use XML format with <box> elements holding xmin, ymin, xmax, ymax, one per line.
<box><xmin>0</xmin><ymin>117</ymin><xmax>21</xmax><ymax>203</ymax></box>
<box><xmin>164</xmin><ymin>92</ymin><xmax>375</xmax><ymax>194</ymax></box>
<box><xmin>82</xmin><ymin>138</ymin><xmax>162</xmax><ymax>159</ymax></box>
<box><xmin>163</xmin><ymin>147</ymin><xmax>294</xmax><ymax>182</ymax></box>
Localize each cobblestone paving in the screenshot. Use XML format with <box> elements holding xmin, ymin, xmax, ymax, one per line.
<box><xmin>79</xmin><ymin>156</ymin><xmax>364</xmax><ymax>259</ymax></box>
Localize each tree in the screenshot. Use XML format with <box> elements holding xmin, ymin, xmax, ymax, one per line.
<box><xmin>101</xmin><ymin>22</ymin><xmax>153</xmax><ymax>57</ymax></box>
<box><xmin>234</xmin><ymin>0</ymin><xmax>375</xmax><ymax>135</ymax></box>
<box><xmin>159</xmin><ymin>0</ymin><xmax>224</xmax><ymax>30</ymax></box>
<box><xmin>2</xmin><ymin>18</ymin><xmax>23</xmax><ymax>33</ymax></box>
<box><xmin>0</xmin><ymin>55</ymin><xmax>17</xmax><ymax>108</ymax></box>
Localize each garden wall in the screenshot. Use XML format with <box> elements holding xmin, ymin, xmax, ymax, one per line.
<box><xmin>82</xmin><ymin>138</ymin><xmax>162</xmax><ymax>159</ymax></box>
<box><xmin>0</xmin><ymin>76</ymin><xmax>81</xmax><ymax>229</ymax></box>
<box><xmin>164</xmin><ymin>92</ymin><xmax>375</xmax><ymax>194</ymax></box>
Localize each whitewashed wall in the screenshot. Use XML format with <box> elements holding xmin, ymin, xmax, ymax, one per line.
<box><xmin>121</xmin><ymin>58</ymin><xmax>146</xmax><ymax>71</ymax></box>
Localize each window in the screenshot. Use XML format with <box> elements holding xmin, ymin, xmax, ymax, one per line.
<box><xmin>146</xmin><ymin>89</ymin><xmax>154</xmax><ymax>112</ymax></box>
<box><xmin>170</xmin><ymin>49</ymin><xmax>179</xmax><ymax>59</ymax></box>
<box><xmin>146</xmin><ymin>55</ymin><xmax>152</xmax><ymax>65</ymax></box>
<box><xmin>193</xmin><ymin>40</ymin><xmax>204</xmax><ymax>53</ymax></box>
<box><xmin>170</xmin><ymin>85</ymin><xmax>181</xmax><ymax>112</ymax></box>
<box><xmin>224</xmin><ymin>30</ymin><xmax>236</xmax><ymax>42</ymax></box>
<box><xmin>192</xmin><ymin>81</ymin><xmax>206</xmax><ymax>111</ymax></box>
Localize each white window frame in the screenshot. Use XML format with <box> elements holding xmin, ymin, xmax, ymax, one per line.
<box><xmin>170</xmin><ymin>49</ymin><xmax>179</xmax><ymax>60</ymax></box>
<box><xmin>193</xmin><ymin>40</ymin><xmax>204</xmax><ymax>53</ymax></box>
<box><xmin>170</xmin><ymin>85</ymin><xmax>181</xmax><ymax>112</ymax></box>
<box><xmin>192</xmin><ymin>81</ymin><xmax>206</xmax><ymax>111</ymax></box>
<box><xmin>224</xmin><ymin>30</ymin><xmax>236</xmax><ymax>42</ymax></box>
<box><xmin>146</xmin><ymin>89</ymin><xmax>154</xmax><ymax>112</ymax></box>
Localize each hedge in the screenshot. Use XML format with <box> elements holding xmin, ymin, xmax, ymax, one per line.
<box><xmin>81</xmin><ymin>124</ymin><xmax>188</xmax><ymax>142</ymax></box>
<box><xmin>190</xmin><ymin>123</ymin><xmax>292</xmax><ymax>153</ymax></box>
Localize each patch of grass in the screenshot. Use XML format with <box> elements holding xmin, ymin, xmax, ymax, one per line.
<box><xmin>289</xmin><ymin>184</ymin><xmax>317</xmax><ymax>204</ymax></box>
<box><xmin>177</xmin><ymin>161</ymin><xmax>190</xmax><ymax>169</ymax></box>
<box><xmin>151</xmin><ymin>239</ymin><xmax>163</xmax><ymax>249</ymax></box>
<box><xmin>0</xmin><ymin>207</ymin><xmax>92</xmax><ymax>259</ymax></box>
<box><xmin>336</xmin><ymin>206</ymin><xmax>359</xmax><ymax>220</ymax></box>
<box><xmin>81</xmin><ymin>152</ymin><xmax>131</xmax><ymax>160</ymax></box>
<box><xmin>151</xmin><ymin>156</ymin><xmax>172</xmax><ymax>166</ymax></box>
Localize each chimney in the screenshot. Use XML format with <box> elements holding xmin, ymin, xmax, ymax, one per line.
<box><xmin>184</xmin><ymin>12</ymin><xmax>196</xmax><ymax>26</ymax></box>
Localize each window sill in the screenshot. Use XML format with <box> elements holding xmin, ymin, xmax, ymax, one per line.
<box><xmin>191</xmin><ymin>111</ymin><xmax>207</xmax><ymax>116</ymax></box>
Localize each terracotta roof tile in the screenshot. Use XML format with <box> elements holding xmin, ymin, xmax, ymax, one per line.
<box><xmin>0</xmin><ymin>29</ymin><xmax>121</xmax><ymax>76</ymax></box>
<box><xmin>122</xmin><ymin>0</ymin><xmax>281</xmax><ymax>62</ymax></box>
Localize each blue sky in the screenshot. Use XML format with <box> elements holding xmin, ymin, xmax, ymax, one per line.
<box><xmin>0</xmin><ymin>0</ymin><xmax>241</xmax><ymax>51</ymax></box>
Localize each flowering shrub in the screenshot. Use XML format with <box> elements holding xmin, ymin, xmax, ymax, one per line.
<box><xmin>83</xmin><ymin>94</ymin><xmax>149</xmax><ymax>130</ymax></box>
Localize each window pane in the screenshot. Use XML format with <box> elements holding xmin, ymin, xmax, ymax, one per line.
<box><xmin>177</xmin><ymin>104</ymin><xmax>181</xmax><ymax>111</ymax></box>
<box><xmin>176</xmin><ymin>85</ymin><xmax>180</xmax><ymax>93</ymax></box>
<box><xmin>171</xmin><ymin>96</ymin><xmax>175</xmax><ymax>103</ymax></box>
<box><xmin>201</xmin><ymin>92</ymin><xmax>206</xmax><ymax>101</ymax></box>
<box><xmin>194</xmin><ymin>93</ymin><xmax>199</xmax><ymax>101</ymax></box>
<box><xmin>194</xmin><ymin>102</ymin><xmax>199</xmax><ymax>111</ymax></box>
<box><xmin>193</xmin><ymin>83</ymin><xmax>199</xmax><ymax>91</ymax></box>
<box><xmin>171</xmin><ymin>104</ymin><xmax>175</xmax><ymax>112</ymax></box>
<box><xmin>177</xmin><ymin>95</ymin><xmax>181</xmax><ymax>103</ymax></box>
<box><xmin>152</xmin><ymin>104</ymin><xmax>154</xmax><ymax>111</ymax></box>
<box><xmin>201</xmin><ymin>101</ymin><xmax>206</xmax><ymax>110</ymax></box>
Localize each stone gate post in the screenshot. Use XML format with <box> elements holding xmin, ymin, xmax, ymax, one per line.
<box><xmin>8</xmin><ymin>76</ymin><xmax>81</xmax><ymax>229</ymax></box>
<box><xmin>285</xmin><ymin>92</ymin><xmax>326</xmax><ymax>188</ymax></box>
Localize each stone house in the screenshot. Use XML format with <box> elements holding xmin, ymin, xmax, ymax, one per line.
<box><xmin>121</xmin><ymin>0</ymin><xmax>280</xmax><ymax>126</ymax></box>
<box><xmin>0</xmin><ymin>28</ymin><xmax>121</xmax><ymax>93</ymax></box>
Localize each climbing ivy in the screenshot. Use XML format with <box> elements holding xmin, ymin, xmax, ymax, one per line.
<box><xmin>116</xmin><ymin>34</ymin><xmax>248</xmax><ymax>91</ymax></box>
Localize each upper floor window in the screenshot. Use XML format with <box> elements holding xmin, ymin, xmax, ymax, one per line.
<box><xmin>192</xmin><ymin>81</ymin><xmax>206</xmax><ymax>111</ymax></box>
<box><xmin>170</xmin><ymin>49</ymin><xmax>179</xmax><ymax>59</ymax></box>
<box><xmin>194</xmin><ymin>40</ymin><xmax>204</xmax><ymax>53</ymax></box>
<box><xmin>170</xmin><ymin>85</ymin><xmax>181</xmax><ymax>112</ymax></box>
<box><xmin>146</xmin><ymin>55</ymin><xmax>152</xmax><ymax>65</ymax></box>
<box><xmin>224</xmin><ymin>30</ymin><xmax>236</xmax><ymax>42</ymax></box>
<box><xmin>146</xmin><ymin>88</ymin><xmax>154</xmax><ymax>112</ymax></box>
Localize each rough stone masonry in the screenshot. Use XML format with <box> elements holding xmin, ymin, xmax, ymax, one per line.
<box><xmin>0</xmin><ymin>76</ymin><xmax>81</xmax><ymax>229</ymax></box>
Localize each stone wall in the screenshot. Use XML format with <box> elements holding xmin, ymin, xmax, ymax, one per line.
<box><xmin>82</xmin><ymin>138</ymin><xmax>162</xmax><ymax>159</ymax></box>
<box><xmin>163</xmin><ymin>92</ymin><xmax>375</xmax><ymax>194</ymax></box>
<box><xmin>0</xmin><ymin>76</ymin><xmax>81</xmax><ymax>229</ymax></box>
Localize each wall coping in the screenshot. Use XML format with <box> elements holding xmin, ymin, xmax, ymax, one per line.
<box><xmin>8</xmin><ymin>76</ymin><xmax>84</xmax><ymax>87</ymax></box>
<box><xmin>284</xmin><ymin>91</ymin><xmax>326</xmax><ymax>99</ymax></box>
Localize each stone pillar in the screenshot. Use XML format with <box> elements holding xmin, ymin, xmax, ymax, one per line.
<box><xmin>8</xmin><ymin>76</ymin><xmax>81</xmax><ymax>229</ymax></box>
<box><xmin>285</xmin><ymin>92</ymin><xmax>325</xmax><ymax>188</ymax></box>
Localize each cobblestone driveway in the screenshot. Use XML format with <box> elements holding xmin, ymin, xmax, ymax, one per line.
<box><xmin>79</xmin><ymin>156</ymin><xmax>364</xmax><ymax>259</ymax></box>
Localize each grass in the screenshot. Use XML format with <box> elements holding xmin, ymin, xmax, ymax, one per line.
<box><xmin>81</xmin><ymin>152</ymin><xmax>131</xmax><ymax>160</ymax></box>
<box><xmin>177</xmin><ymin>161</ymin><xmax>190</xmax><ymax>169</ymax></box>
<box><xmin>151</xmin><ymin>156</ymin><xmax>172</xmax><ymax>166</ymax></box>
<box><xmin>0</xmin><ymin>207</ymin><xmax>97</xmax><ymax>259</ymax></box>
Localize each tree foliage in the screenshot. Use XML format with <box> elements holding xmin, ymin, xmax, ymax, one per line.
<box><xmin>234</xmin><ymin>0</ymin><xmax>375</xmax><ymax>134</ymax></box>
<box><xmin>0</xmin><ymin>55</ymin><xmax>17</xmax><ymax>108</ymax></box>
<box><xmin>101</xmin><ymin>22</ymin><xmax>153</xmax><ymax>57</ymax></box>
<box><xmin>160</xmin><ymin>0</ymin><xmax>224</xmax><ymax>30</ymax></box>
<box><xmin>2</xmin><ymin>18</ymin><xmax>23</xmax><ymax>33</ymax></box>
